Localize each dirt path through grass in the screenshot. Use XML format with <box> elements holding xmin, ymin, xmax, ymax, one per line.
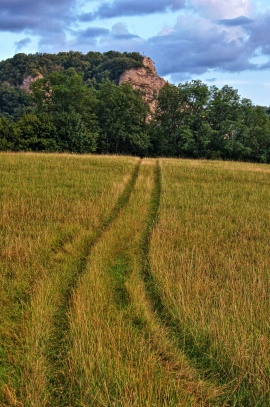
<box><xmin>16</xmin><ymin>160</ymin><xmax>141</xmax><ymax>407</ymax></box>
<box><xmin>1</xmin><ymin>155</ymin><xmax>234</xmax><ymax>406</ymax></box>
<box><xmin>60</xmin><ymin>159</ymin><xmax>223</xmax><ymax>407</ymax></box>
<box><xmin>0</xmin><ymin>154</ymin><xmax>139</xmax><ymax>406</ymax></box>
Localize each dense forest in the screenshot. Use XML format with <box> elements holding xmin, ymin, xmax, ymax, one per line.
<box><xmin>1</xmin><ymin>50</ymin><xmax>270</xmax><ymax>162</ymax></box>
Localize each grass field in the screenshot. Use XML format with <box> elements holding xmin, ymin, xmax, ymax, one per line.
<box><xmin>0</xmin><ymin>153</ymin><xmax>269</xmax><ymax>406</ymax></box>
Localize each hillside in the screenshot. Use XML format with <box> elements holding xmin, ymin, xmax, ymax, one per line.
<box><xmin>1</xmin><ymin>50</ymin><xmax>270</xmax><ymax>162</ymax></box>
<box><xmin>0</xmin><ymin>50</ymin><xmax>144</xmax><ymax>86</ymax></box>
<box><xmin>0</xmin><ymin>51</ymin><xmax>166</xmax><ymax>112</ymax></box>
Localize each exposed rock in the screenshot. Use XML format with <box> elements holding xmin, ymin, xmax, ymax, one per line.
<box><xmin>19</xmin><ymin>73</ymin><xmax>44</xmax><ymax>93</ymax></box>
<box><xmin>17</xmin><ymin>56</ymin><xmax>166</xmax><ymax>112</ymax></box>
<box><xmin>119</xmin><ymin>57</ymin><xmax>167</xmax><ymax>113</ymax></box>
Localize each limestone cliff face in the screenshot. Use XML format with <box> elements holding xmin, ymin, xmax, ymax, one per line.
<box><xmin>18</xmin><ymin>57</ymin><xmax>166</xmax><ymax>110</ymax></box>
<box><xmin>19</xmin><ymin>73</ymin><xmax>44</xmax><ymax>93</ymax></box>
<box><xmin>119</xmin><ymin>57</ymin><xmax>166</xmax><ymax>113</ymax></box>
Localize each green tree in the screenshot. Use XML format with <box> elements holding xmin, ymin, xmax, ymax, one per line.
<box><xmin>153</xmin><ymin>81</ymin><xmax>210</xmax><ymax>157</ymax></box>
<box><xmin>14</xmin><ymin>113</ymin><xmax>58</xmax><ymax>151</ymax></box>
<box><xmin>31</xmin><ymin>69</ymin><xmax>99</xmax><ymax>152</ymax></box>
<box><xmin>208</xmin><ymin>85</ymin><xmax>241</xmax><ymax>134</ymax></box>
<box><xmin>0</xmin><ymin>117</ymin><xmax>16</xmax><ymax>150</ymax></box>
<box><xmin>153</xmin><ymin>84</ymin><xmax>184</xmax><ymax>155</ymax></box>
<box><xmin>53</xmin><ymin>112</ymin><xmax>97</xmax><ymax>153</ymax></box>
<box><xmin>0</xmin><ymin>83</ymin><xmax>32</xmax><ymax>120</ymax></box>
<box><xmin>97</xmin><ymin>80</ymin><xmax>149</xmax><ymax>155</ymax></box>
<box><xmin>178</xmin><ymin>80</ymin><xmax>211</xmax><ymax>157</ymax></box>
<box><xmin>31</xmin><ymin>69</ymin><xmax>89</xmax><ymax>114</ymax></box>
<box><xmin>238</xmin><ymin>100</ymin><xmax>270</xmax><ymax>162</ymax></box>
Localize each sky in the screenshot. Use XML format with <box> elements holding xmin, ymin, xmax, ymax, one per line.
<box><xmin>1</xmin><ymin>0</ymin><xmax>270</xmax><ymax>106</ymax></box>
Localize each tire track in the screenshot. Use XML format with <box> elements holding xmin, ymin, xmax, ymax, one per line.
<box><xmin>121</xmin><ymin>161</ymin><xmax>223</xmax><ymax>405</ymax></box>
<box><xmin>19</xmin><ymin>159</ymin><xmax>141</xmax><ymax>407</ymax></box>
<box><xmin>138</xmin><ymin>160</ymin><xmax>251</xmax><ymax>406</ymax></box>
<box><xmin>140</xmin><ymin>159</ymin><xmax>162</xmax><ymax>312</ymax></box>
<box><xmin>63</xmin><ymin>159</ymin><xmax>194</xmax><ymax>407</ymax></box>
<box><xmin>48</xmin><ymin>159</ymin><xmax>141</xmax><ymax>405</ymax></box>
<box><xmin>62</xmin><ymin>159</ymin><xmax>223</xmax><ymax>406</ymax></box>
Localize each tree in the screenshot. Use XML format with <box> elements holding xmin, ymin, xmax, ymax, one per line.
<box><xmin>238</xmin><ymin>101</ymin><xmax>270</xmax><ymax>162</ymax></box>
<box><xmin>153</xmin><ymin>81</ymin><xmax>210</xmax><ymax>157</ymax></box>
<box><xmin>0</xmin><ymin>117</ymin><xmax>16</xmax><ymax>150</ymax></box>
<box><xmin>0</xmin><ymin>83</ymin><xmax>32</xmax><ymax>120</ymax></box>
<box><xmin>14</xmin><ymin>113</ymin><xmax>58</xmax><ymax>151</ymax></box>
<box><xmin>30</xmin><ymin>69</ymin><xmax>99</xmax><ymax>152</ymax></box>
<box><xmin>97</xmin><ymin>80</ymin><xmax>149</xmax><ymax>156</ymax></box>
<box><xmin>53</xmin><ymin>111</ymin><xmax>97</xmax><ymax>153</ymax></box>
<box><xmin>31</xmin><ymin>69</ymin><xmax>89</xmax><ymax>114</ymax></box>
<box><xmin>208</xmin><ymin>85</ymin><xmax>241</xmax><ymax>131</ymax></box>
<box><xmin>177</xmin><ymin>81</ymin><xmax>211</xmax><ymax>157</ymax></box>
<box><xmin>153</xmin><ymin>84</ymin><xmax>184</xmax><ymax>155</ymax></box>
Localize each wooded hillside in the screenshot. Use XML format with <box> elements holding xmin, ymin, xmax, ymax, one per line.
<box><xmin>0</xmin><ymin>50</ymin><xmax>144</xmax><ymax>86</ymax></box>
<box><xmin>1</xmin><ymin>50</ymin><xmax>270</xmax><ymax>162</ymax></box>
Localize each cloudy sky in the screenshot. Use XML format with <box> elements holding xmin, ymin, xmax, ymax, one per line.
<box><xmin>1</xmin><ymin>0</ymin><xmax>270</xmax><ymax>105</ymax></box>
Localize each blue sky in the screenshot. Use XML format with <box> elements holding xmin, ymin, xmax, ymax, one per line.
<box><xmin>1</xmin><ymin>0</ymin><xmax>270</xmax><ymax>106</ymax></box>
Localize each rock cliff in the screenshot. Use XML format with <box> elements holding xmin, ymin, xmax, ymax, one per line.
<box><xmin>119</xmin><ymin>57</ymin><xmax>167</xmax><ymax>113</ymax></box>
<box><xmin>19</xmin><ymin>73</ymin><xmax>44</xmax><ymax>93</ymax></box>
<box><xmin>17</xmin><ymin>56</ymin><xmax>166</xmax><ymax>111</ymax></box>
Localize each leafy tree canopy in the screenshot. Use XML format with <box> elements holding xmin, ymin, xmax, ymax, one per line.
<box><xmin>0</xmin><ymin>50</ymin><xmax>144</xmax><ymax>86</ymax></box>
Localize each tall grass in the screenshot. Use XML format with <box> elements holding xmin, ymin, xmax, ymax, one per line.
<box><xmin>150</xmin><ymin>159</ymin><xmax>270</xmax><ymax>405</ymax></box>
<box><xmin>1</xmin><ymin>153</ymin><xmax>269</xmax><ymax>406</ymax></box>
<box><xmin>64</xmin><ymin>159</ymin><xmax>186</xmax><ymax>406</ymax></box>
<box><xmin>0</xmin><ymin>153</ymin><xmax>138</xmax><ymax>406</ymax></box>
<box><xmin>64</xmin><ymin>159</ymin><xmax>225</xmax><ymax>407</ymax></box>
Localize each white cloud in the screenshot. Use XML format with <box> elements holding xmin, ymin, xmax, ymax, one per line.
<box><xmin>111</xmin><ymin>22</ymin><xmax>130</xmax><ymax>36</ymax></box>
<box><xmin>189</xmin><ymin>0</ymin><xmax>253</xmax><ymax>19</ymax></box>
<box><xmin>158</xmin><ymin>25</ymin><xmax>176</xmax><ymax>36</ymax></box>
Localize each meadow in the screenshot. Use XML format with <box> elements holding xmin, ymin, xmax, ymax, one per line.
<box><xmin>0</xmin><ymin>153</ymin><xmax>269</xmax><ymax>406</ymax></box>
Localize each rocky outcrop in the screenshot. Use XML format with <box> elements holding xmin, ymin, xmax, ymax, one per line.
<box><xmin>19</xmin><ymin>73</ymin><xmax>44</xmax><ymax>93</ymax></box>
<box><xmin>119</xmin><ymin>57</ymin><xmax>166</xmax><ymax>113</ymax></box>
<box><xmin>18</xmin><ymin>56</ymin><xmax>166</xmax><ymax>111</ymax></box>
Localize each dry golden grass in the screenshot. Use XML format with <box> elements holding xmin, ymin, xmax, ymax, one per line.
<box><xmin>1</xmin><ymin>153</ymin><xmax>269</xmax><ymax>406</ymax></box>
<box><xmin>0</xmin><ymin>152</ymin><xmax>138</xmax><ymax>406</ymax></box>
<box><xmin>150</xmin><ymin>158</ymin><xmax>270</xmax><ymax>405</ymax></box>
<box><xmin>65</xmin><ymin>159</ymin><xmax>224</xmax><ymax>407</ymax></box>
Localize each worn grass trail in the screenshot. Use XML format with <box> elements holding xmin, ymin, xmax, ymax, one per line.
<box><xmin>2</xmin><ymin>154</ymin><xmax>268</xmax><ymax>406</ymax></box>
<box><xmin>64</xmin><ymin>159</ymin><xmax>223</xmax><ymax>407</ymax></box>
<box><xmin>19</xmin><ymin>159</ymin><xmax>141</xmax><ymax>407</ymax></box>
<box><xmin>0</xmin><ymin>153</ymin><xmax>139</xmax><ymax>406</ymax></box>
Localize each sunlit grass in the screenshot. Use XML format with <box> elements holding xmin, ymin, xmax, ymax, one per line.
<box><xmin>0</xmin><ymin>152</ymin><xmax>138</xmax><ymax>406</ymax></box>
<box><xmin>64</xmin><ymin>159</ymin><xmax>224</xmax><ymax>407</ymax></box>
<box><xmin>1</xmin><ymin>153</ymin><xmax>269</xmax><ymax>406</ymax></box>
<box><xmin>150</xmin><ymin>158</ymin><xmax>270</xmax><ymax>405</ymax></box>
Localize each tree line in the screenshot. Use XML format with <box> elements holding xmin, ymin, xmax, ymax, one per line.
<box><xmin>0</xmin><ymin>55</ymin><xmax>270</xmax><ymax>162</ymax></box>
<box><xmin>152</xmin><ymin>81</ymin><xmax>270</xmax><ymax>162</ymax></box>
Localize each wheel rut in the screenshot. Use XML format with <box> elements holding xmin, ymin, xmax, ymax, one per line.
<box><xmin>50</xmin><ymin>160</ymin><xmax>141</xmax><ymax>402</ymax></box>
<box><xmin>61</xmin><ymin>159</ymin><xmax>190</xmax><ymax>406</ymax></box>
<box><xmin>18</xmin><ymin>159</ymin><xmax>141</xmax><ymax>407</ymax></box>
<box><xmin>18</xmin><ymin>158</ymin><xmax>226</xmax><ymax>406</ymax></box>
<box><xmin>63</xmin><ymin>159</ymin><xmax>223</xmax><ymax>406</ymax></box>
<box><xmin>137</xmin><ymin>160</ymin><xmax>245</xmax><ymax>406</ymax></box>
